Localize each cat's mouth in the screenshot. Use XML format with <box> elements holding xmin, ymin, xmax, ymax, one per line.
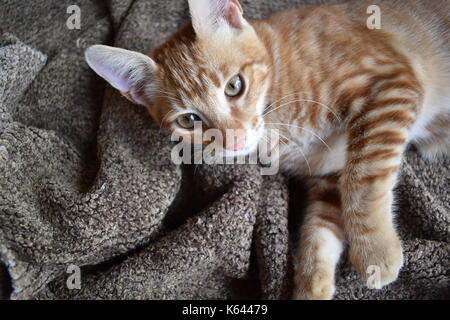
<box><xmin>222</xmin><ymin>144</ymin><xmax>258</xmax><ymax>158</ymax></box>
<box><xmin>221</xmin><ymin>127</ymin><xmax>264</xmax><ymax>158</ymax></box>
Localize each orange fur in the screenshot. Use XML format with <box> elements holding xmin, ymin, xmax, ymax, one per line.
<box><xmin>85</xmin><ymin>0</ymin><xmax>450</xmax><ymax>299</ymax></box>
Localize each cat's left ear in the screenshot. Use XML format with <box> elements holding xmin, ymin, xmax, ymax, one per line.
<box><xmin>85</xmin><ymin>45</ymin><xmax>157</xmax><ymax>106</ymax></box>
<box><xmin>188</xmin><ymin>0</ymin><xmax>247</xmax><ymax>37</ymax></box>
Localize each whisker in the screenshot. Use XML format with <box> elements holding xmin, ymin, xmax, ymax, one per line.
<box><xmin>264</xmin><ymin>93</ymin><xmax>302</xmax><ymax>114</ymax></box>
<box><xmin>264</xmin><ymin>92</ymin><xmax>340</xmax><ymax>122</ymax></box>
<box><xmin>298</xmin><ymin>99</ymin><xmax>341</xmax><ymax>122</ymax></box>
<box><xmin>264</xmin><ymin>98</ymin><xmax>340</xmax><ymax>122</ymax></box>
<box><xmin>266</xmin><ymin>122</ymin><xmax>332</xmax><ymax>152</ymax></box>
<box><xmin>277</xmin><ymin>131</ymin><xmax>312</xmax><ymax>176</ymax></box>
<box><xmin>263</xmin><ymin>99</ymin><xmax>305</xmax><ymax>118</ymax></box>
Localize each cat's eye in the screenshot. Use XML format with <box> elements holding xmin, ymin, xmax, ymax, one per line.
<box><xmin>225</xmin><ymin>75</ymin><xmax>243</xmax><ymax>98</ymax></box>
<box><xmin>177</xmin><ymin>113</ymin><xmax>201</xmax><ymax>129</ymax></box>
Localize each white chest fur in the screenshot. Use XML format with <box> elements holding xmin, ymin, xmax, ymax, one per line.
<box><xmin>277</xmin><ymin>131</ymin><xmax>348</xmax><ymax>177</ymax></box>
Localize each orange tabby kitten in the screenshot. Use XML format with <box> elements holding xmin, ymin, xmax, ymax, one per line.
<box><xmin>85</xmin><ymin>0</ymin><xmax>450</xmax><ymax>299</ymax></box>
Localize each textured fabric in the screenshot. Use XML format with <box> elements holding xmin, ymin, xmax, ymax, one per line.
<box><xmin>0</xmin><ymin>0</ymin><xmax>448</xmax><ymax>300</ymax></box>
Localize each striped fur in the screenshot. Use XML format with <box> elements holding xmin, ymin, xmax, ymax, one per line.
<box><xmin>85</xmin><ymin>0</ymin><xmax>450</xmax><ymax>299</ymax></box>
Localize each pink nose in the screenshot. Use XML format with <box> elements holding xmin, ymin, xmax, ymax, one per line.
<box><xmin>227</xmin><ymin>136</ymin><xmax>246</xmax><ymax>151</ymax></box>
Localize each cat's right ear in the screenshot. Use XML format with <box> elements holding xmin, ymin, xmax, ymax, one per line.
<box><xmin>188</xmin><ymin>0</ymin><xmax>247</xmax><ymax>37</ymax></box>
<box><xmin>85</xmin><ymin>45</ymin><xmax>157</xmax><ymax>106</ymax></box>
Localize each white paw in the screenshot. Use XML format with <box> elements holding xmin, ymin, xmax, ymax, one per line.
<box><xmin>349</xmin><ymin>236</ymin><xmax>403</xmax><ymax>288</ymax></box>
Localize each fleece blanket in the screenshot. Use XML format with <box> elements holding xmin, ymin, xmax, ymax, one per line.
<box><xmin>0</xmin><ymin>0</ymin><xmax>448</xmax><ymax>300</ymax></box>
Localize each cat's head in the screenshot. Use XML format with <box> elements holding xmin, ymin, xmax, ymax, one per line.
<box><xmin>85</xmin><ymin>0</ymin><xmax>271</xmax><ymax>156</ymax></box>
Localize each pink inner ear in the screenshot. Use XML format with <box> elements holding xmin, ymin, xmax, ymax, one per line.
<box><xmin>229</xmin><ymin>0</ymin><xmax>243</xmax><ymax>14</ymax></box>
<box><xmin>226</xmin><ymin>2</ymin><xmax>243</xmax><ymax>29</ymax></box>
<box><xmin>102</xmin><ymin>68</ymin><xmax>132</xmax><ymax>93</ymax></box>
<box><xmin>189</xmin><ymin>0</ymin><xmax>245</xmax><ymax>35</ymax></box>
<box><xmin>89</xmin><ymin>57</ymin><xmax>132</xmax><ymax>92</ymax></box>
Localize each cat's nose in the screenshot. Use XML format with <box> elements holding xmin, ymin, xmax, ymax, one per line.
<box><xmin>226</xmin><ymin>135</ymin><xmax>246</xmax><ymax>151</ymax></box>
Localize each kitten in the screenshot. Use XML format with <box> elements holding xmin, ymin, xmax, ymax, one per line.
<box><xmin>85</xmin><ymin>0</ymin><xmax>450</xmax><ymax>299</ymax></box>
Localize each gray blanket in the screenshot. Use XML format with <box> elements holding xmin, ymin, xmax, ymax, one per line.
<box><xmin>0</xmin><ymin>0</ymin><xmax>448</xmax><ymax>300</ymax></box>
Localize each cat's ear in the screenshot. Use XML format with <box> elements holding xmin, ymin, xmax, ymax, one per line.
<box><xmin>188</xmin><ymin>0</ymin><xmax>246</xmax><ymax>36</ymax></box>
<box><xmin>85</xmin><ymin>45</ymin><xmax>157</xmax><ymax>106</ymax></box>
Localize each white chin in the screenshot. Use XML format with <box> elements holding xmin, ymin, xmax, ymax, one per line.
<box><xmin>222</xmin><ymin>144</ymin><xmax>258</xmax><ymax>158</ymax></box>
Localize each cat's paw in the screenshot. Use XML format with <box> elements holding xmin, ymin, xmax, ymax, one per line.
<box><xmin>293</xmin><ymin>270</ymin><xmax>335</xmax><ymax>300</ymax></box>
<box><xmin>349</xmin><ymin>235</ymin><xmax>403</xmax><ymax>288</ymax></box>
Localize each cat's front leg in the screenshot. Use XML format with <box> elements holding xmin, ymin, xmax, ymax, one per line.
<box><xmin>293</xmin><ymin>175</ymin><xmax>345</xmax><ymax>300</ymax></box>
<box><xmin>342</xmin><ymin>83</ymin><xmax>421</xmax><ymax>287</ymax></box>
